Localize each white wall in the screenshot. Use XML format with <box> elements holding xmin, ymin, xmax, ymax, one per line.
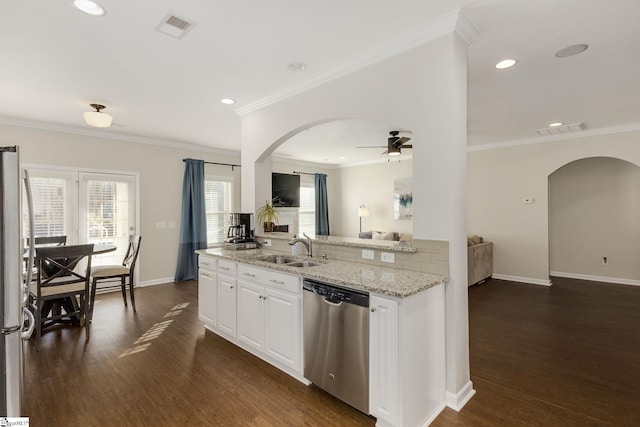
<box><xmin>468</xmin><ymin>130</ymin><xmax>640</xmax><ymax>285</ymax></box>
<box><xmin>332</xmin><ymin>160</ymin><xmax>413</xmax><ymax>237</ymax></box>
<box><xmin>240</xmin><ymin>27</ymin><xmax>472</xmax><ymax>403</ymax></box>
<box><xmin>0</xmin><ymin>123</ymin><xmax>241</xmax><ymax>284</ymax></box>
<box><xmin>549</xmin><ymin>157</ymin><xmax>640</xmax><ymax>281</ymax></box>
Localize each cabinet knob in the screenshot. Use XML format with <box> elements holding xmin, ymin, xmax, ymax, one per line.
<box><xmin>370</xmin><ymin>307</ymin><xmax>376</xmax><ymax>312</ymax></box>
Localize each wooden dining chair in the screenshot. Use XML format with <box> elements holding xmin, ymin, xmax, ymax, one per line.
<box><xmin>90</xmin><ymin>235</ymin><xmax>142</xmax><ymax>320</ymax></box>
<box><xmin>29</xmin><ymin>244</ymin><xmax>94</xmax><ymax>351</ymax></box>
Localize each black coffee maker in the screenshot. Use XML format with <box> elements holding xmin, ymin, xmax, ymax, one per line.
<box><xmin>227</xmin><ymin>213</ymin><xmax>254</xmax><ymax>243</ymax></box>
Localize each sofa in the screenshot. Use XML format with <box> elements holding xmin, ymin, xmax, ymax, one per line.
<box><xmin>468</xmin><ymin>235</ymin><xmax>493</xmax><ymax>286</ymax></box>
<box><xmin>358</xmin><ymin>231</ymin><xmax>400</xmax><ymax>241</ymax></box>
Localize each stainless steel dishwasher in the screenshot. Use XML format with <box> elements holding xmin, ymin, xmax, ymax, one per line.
<box><xmin>303</xmin><ymin>278</ymin><xmax>369</xmax><ymax>414</ymax></box>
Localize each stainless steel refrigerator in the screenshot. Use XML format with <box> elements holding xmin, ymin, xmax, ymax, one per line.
<box><xmin>1</xmin><ymin>146</ymin><xmax>35</xmax><ymax>416</ymax></box>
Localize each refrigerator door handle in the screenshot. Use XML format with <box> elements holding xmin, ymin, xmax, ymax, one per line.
<box><xmin>23</xmin><ymin>169</ymin><xmax>35</xmax><ymax>290</ymax></box>
<box><xmin>21</xmin><ymin>306</ymin><xmax>35</xmax><ymax>340</ymax></box>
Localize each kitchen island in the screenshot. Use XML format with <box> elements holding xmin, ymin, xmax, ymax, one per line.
<box><xmin>196</xmin><ymin>247</ymin><xmax>447</xmax><ymax>427</ymax></box>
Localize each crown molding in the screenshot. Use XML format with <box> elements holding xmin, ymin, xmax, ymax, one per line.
<box><xmin>454</xmin><ymin>9</ymin><xmax>480</xmax><ymax>45</ymax></box>
<box><xmin>0</xmin><ymin>115</ymin><xmax>240</xmax><ymax>157</ymax></box>
<box><xmin>235</xmin><ymin>10</ymin><xmax>463</xmax><ymax>116</ymax></box>
<box><xmin>467</xmin><ymin>122</ymin><xmax>640</xmax><ymax>152</ymax></box>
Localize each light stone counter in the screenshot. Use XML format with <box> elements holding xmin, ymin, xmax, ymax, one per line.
<box><xmin>256</xmin><ymin>232</ymin><xmax>417</xmax><ymax>253</ymax></box>
<box><xmin>196</xmin><ymin>248</ymin><xmax>447</xmax><ymax>298</ymax></box>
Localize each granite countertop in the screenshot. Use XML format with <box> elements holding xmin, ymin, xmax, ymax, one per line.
<box><xmin>255</xmin><ymin>232</ymin><xmax>417</xmax><ymax>253</ymax></box>
<box><xmin>196</xmin><ymin>248</ymin><xmax>447</xmax><ymax>298</ymax></box>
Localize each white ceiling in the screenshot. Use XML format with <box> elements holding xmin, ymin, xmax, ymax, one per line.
<box><xmin>1</xmin><ymin>1</ymin><xmax>639</xmax><ymax>166</ymax></box>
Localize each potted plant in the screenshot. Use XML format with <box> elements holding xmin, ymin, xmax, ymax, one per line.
<box><xmin>256</xmin><ymin>198</ymin><xmax>279</xmax><ymax>232</ymax></box>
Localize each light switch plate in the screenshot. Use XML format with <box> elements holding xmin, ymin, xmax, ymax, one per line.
<box><xmin>362</xmin><ymin>249</ymin><xmax>374</xmax><ymax>260</ymax></box>
<box><xmin>381</xmin><ymin>252</ymin><xmax>395</xmax><ymax>263</ymax></box>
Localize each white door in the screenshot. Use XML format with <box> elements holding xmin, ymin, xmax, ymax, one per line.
<box><xmin>217</xmin><ymin>276</ymin><xmax>237</xmax><ymax>337</ymax></box>
<box><xmin>237</xmin><ymin>281</ymin><xmax>265</xmax><ymax>351</ymax></box>
<box><xmin>78</xmin><ymin>172</ymin><xmax>137</xmax><ymax>267</ymax></box>
<box><xmin>264</xmin><ymin>288</ymin><xmax>300</xmax><ymax>370</ymax></box>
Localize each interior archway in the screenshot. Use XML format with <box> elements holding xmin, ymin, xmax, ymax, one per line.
<box><xmin>548</xmin><ymin>156</ymin><xmax>640</xmax><ymax>285</ymax></box>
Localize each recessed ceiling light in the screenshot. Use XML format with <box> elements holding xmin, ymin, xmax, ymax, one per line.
<box><xmin>549</xmin><ymin>122</ymin><xmax>563</xmax><ymax>127</ymax></box>
<box><xmin>495</xmin><ymin>59</ymin><xmax>518</xmax><ymax>69</ymax></box>
<box><xmin>287</xmin><ymin>62</ymin><xmax>308</xmax><ymax>72</ymax></box>
<box><xmin>555</xmin><ymin>44</ymin><xmax>588</xmax><ymax>58</ymax></box>
<box><xmin>220</xmin><ymin>98</ymin><xmax>235</xmax><ymax>105</ymax></box>
<box><xmin>73</xmin><ymin>0</ymin><xmax>106</xmax><ymax>16</ymax></box>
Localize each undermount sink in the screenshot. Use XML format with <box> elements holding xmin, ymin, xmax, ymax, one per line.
<box><xmin>258</xmin><ymin>255</ymin><xmax>297</xmax><ymax>264</ymax></box>
<box><xmin>257</xmin><ymin>255</ymin><xmax>320</xmax><ymax>267</ymax></box>
<box><xmin>285</xmin><ymin>261</ymin><xmax>320</xmax><ymax>268</ymax></box>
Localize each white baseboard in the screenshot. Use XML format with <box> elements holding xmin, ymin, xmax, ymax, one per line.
<box><xmin>138</xmin><ymin>277</ymin><xmax>175</xmax><ymax>287</ymax></box>
<box><xmin>550</xmin><ymin>271</ymin><xmax>640</xmax><ymax>287</ymax></box>
<box><xmin>421</xmin><ymin>403</ymin><xmax>447</xmax><ymax>426</ymax></box>
<box><xmin>491</xmin><ymin>274</ymin><xmax>552</xmax><ymax>287</ymax></box>
<box><xmin>445</xmin><ymin>380</ymin><xmax>476</xmax><ymax>411</ymax></box>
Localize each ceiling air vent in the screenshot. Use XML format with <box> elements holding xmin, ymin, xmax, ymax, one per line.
<box><xmin>536</xmin><ymin>122</ymin><xmax>585</xmax><ymax>136</ymax></box>
<box><xmin>156</xmin><ymin>14</ymin><xmax>194</xmax><ymax>39</ymax></box>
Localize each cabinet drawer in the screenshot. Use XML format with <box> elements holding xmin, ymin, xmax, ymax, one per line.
<box><xmin>199</xmin><ymin>255</ymin><xmax>217</xmax><ymax>271</ymax></box>
<box><xmin>238</xmin><ymin>264</ymin><xmax>301</xmax><ymax>294</ymax></box>
<box><xmin>218</xmin><ymin>260</ymin><xmax>237</xmax><ymax>276</ymax></box>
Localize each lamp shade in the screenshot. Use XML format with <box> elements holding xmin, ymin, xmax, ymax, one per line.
<box><xmin>83</xmin><ymin>104</ymin><xmax>112</xmax><ymax>128</ymax></box>
<box><xmin>358</xmin><ymin>205</ymin><xmax>370</xmax><ymax>217</ymax></box>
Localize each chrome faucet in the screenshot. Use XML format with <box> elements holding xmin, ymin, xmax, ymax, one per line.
<box><xmin>288</xmin><ymin>233</ymin><xmax>313</xmax><ymax>257</ymax></box>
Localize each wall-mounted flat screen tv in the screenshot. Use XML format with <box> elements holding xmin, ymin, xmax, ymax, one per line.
<box><xmin>272</xmin><ymin>173</ymin><xmax>300</xmax><ymax>207</ymax></box>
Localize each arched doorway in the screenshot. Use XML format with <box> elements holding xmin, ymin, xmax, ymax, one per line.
<box><xmin>548</xmin><ymin>157</ymin><xmax>640</xmax><ymax>285</ymax></box>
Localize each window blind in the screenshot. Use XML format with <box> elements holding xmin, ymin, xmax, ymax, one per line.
<box><xmin>205</xmin><ymin>178</ymin><xmax>233</xmax><ymax>244</ymax></box>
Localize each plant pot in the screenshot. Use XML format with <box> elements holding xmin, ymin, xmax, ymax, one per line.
<box><xmin>263</xmin><ymin>222</ymin><xmax>275</xmax><ymax>232</ymax></box>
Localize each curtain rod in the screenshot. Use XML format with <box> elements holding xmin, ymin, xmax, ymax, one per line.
<box><xmin>292</xmin><ymin>171</ymin><xmax>317</xmax><ymax>176</ymax></box>
<box><xmin>183</xmin><ymin>159</ymin><xmax>241</xmax><ymax>170</ymax></box>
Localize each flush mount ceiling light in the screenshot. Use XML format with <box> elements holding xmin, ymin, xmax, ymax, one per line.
<box><xmin>555</xmin><ymin>44</ymin><xmax>588</xmax><ymax>58</ymax></box>
<box><xmin>549</xmin><ymin>122</ymin><xmax>564</xmax><ymax>127</ymax></box>
<box><xmin>495</xmin><ymin>59</ymin><xmax>518</xmax><ymax>69</ymax></box>
<box><xmin>220</xmin><ymin>98</ymin><xmax>235</xmax><ymax>105</ymax></box>
<box><xmin>73</xmin><ymin>0</ymin><xmax>106</xmax><ymax>16</ymax></box>
<box><xmin>287</xmin><ymin>62</ymin><xmax>308</xmax><ymax>72</ymax></box>
<box><xmin>83</xmin><ymin>104</ymin><xmax>112</xmax><ymax>128</ymax></box>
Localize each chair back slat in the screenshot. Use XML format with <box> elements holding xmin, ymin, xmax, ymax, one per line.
<box><xmin>27</xmin><ymin>236</ymin><xmax>67</xmax><ymax>247</ymax></box>
<box><xmin>122</xmin><ymin>235</ymin><xmax>142</xmax><ymax>270</ymax></box>
<box><xmin>36</xmin><ymin>244</ymin><xmax>94</xmax><ymax>287</ymax></box>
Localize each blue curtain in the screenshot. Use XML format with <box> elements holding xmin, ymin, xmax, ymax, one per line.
<box><xmin>315</xmin><ymin>173</ymin><xmax>330</xmax><ymax>235</ymax></box>
<box><xmin>175</xmin><ymin>159</ymin><xmax>207</xmax><ymax>281</ymax></box>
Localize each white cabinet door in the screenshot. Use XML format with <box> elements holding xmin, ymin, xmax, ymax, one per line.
<box><xmin>198</xmin><ymin>270</ymin><xmax>217</xmax><ymax>327</ymax></box>
<box><xmin>369</xmin><ymin>295</ymin><xmax>399</xmax><ymax>424</ymax></box>
<box><xmin>217</xmin><ymin>275</ymin><xmax>237</xmax><ymax>337</ymax></box>
<box><xmin>264</xmin><ymin>287</ymin><xmax>301</xmax><ymax>371</ymax></box>
<box><xmin>237</xmin><ymin>281</ymin><xmax>265</xmax><ymax>351</ymax></box>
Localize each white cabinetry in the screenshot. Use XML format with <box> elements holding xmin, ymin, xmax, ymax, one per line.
<box><xmin>216</xmin><ymin>260</ymin><xmax>237</xmax><ymax>337</ymax></box>
<box><xmin>197</xmin><ymin>255</ymin><xmax>217</xmax><ymax>328</ymax></box>
<box><xmin>237</xmin><ymin>264</ymin><xmax>301</xmax><ymax>373</ymax></box>
<box><xmin>369</xmin><ymin>295</ymin><xmax>399</xmax><ymax>423</ymax></box>
<box><xmin>369</xmin><ymin>285</ymin><xmax>446</xmax><ymax>427</ymax></box>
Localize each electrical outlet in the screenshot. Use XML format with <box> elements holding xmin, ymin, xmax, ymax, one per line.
<box><xmin>156</xmin><ymin>221</ymin><xmax>167</xmax><ymax>229</ymax></box>
<box><xmin>168</xmin><ymin>221</ymin><xmax>176</xmax><ymax>229</ymax></box>
<box><xmin>381</xmin><ymin>252</ymin><xmax>395</xmax><ymax>263</ymax></box>
<box><xmin>362</xmin><ymin>249</ymin><xmax>374</xmax><ymax>260</ymax></box>
<box><xmin>523</xmin><ymin>197</ymin><xmax>535</xmax><ymax>204</ymax></box>
<box><xmin>263</xmin><ymin>239</ymin><xmax>272</xmax><ymax>247</ymax></box>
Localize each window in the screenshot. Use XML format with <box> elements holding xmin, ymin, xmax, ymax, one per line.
<box><xmin>299</xmin><ymin>184</ymin><xmax>315</xmax><ymax>236</ymax></box>
<box><xmin>204</xmin><ymin>177</ymin><xmax>233</xmax><ymax>245</ymax></box>
<box><xmin>22</xmin><ymin>167</ymin><xmax>138</xmax><ymax>268</ymax></box>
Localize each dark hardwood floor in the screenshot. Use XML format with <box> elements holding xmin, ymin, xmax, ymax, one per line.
<box><xmin>433</xmin><ymin>277</ymin><xmax>640</xmax><ymax>427</ymax></box>
<box><xmin>22</xmin><ymin>276</ymin><xmax>640</xmax><ymax>426</ymax></box>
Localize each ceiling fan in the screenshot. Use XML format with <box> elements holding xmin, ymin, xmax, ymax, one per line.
<box><xmin>356</xmin><ymin>130</ymin><xmax>413</xmax><ymax>156</ymax></box>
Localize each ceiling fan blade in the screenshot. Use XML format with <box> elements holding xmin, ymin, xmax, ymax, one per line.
<box><xmin>402</xmin><ymin>144</ymin><xmax>413</xmax><ymax>149</ymax></box>
<box><xmin>356</xmin><ymin>146</ymin><xmax>387</xmax><ymax>149</ymax></box>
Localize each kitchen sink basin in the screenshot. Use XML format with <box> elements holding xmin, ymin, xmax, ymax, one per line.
<box><xmin>258</xmin><ymin>255</ymin><xmax>297</xmax><ymax>264</ymax></box>
<box><xmin>285</xmin><ymin>261</ymin><xmax>320</xmax><ymax>268</ymax></box>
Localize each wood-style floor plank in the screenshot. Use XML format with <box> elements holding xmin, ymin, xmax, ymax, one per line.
<box><xmin>22</xmin><ymin>276</ymin><xmax>640</xmax><ymax>426</ymax></box>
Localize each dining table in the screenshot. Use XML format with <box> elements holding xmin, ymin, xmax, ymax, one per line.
<box><xmin>25</xmin><ymin>243</ymin><xmax>117</xmax><ymax>328</ymax></box>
